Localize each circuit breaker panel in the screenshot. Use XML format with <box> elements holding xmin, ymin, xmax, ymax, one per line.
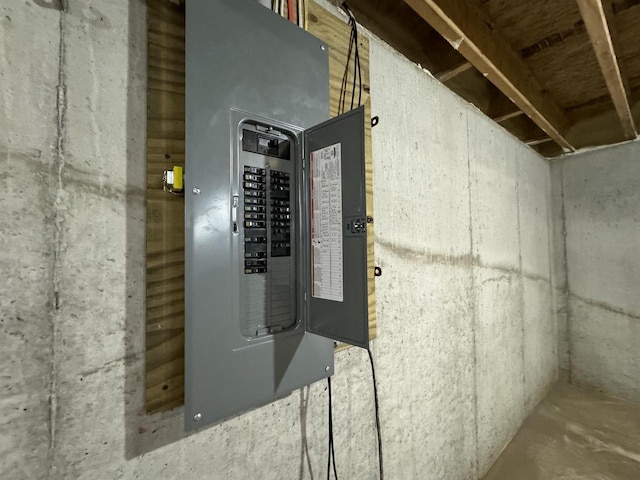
<box><xmin>237</xmin><ymin>122</ymin><xmax>298</xmax><ymax>338</ymax></box>
<box><xmin>185</xmin><ymin>0</ymin><xmax>368</xmax><ymax>431</ymax></box>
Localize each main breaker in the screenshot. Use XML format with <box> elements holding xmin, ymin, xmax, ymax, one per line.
<box><xmin>184</xmin><ymin>0</ymin><xmax>369</xmax><ymax>431</ymax></box>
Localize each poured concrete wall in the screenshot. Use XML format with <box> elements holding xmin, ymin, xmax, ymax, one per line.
<box><xmin>0</xmin><ymin>1</ymin><xmax>556</xmax><ymax>478</ymax></box>
<box><xmin>552</xmin><ymin>141</ymin><xmax>640</xmax><ymax>402</ymax></box>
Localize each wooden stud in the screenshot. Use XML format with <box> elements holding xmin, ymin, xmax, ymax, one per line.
<box><xmin>576</xmin><ymin>0</ymin><xmax>637</xmax><ymax>139</ymax></box>
<box><xmin>404</xmin><ymin>0</ymin><xmax>575</xmax><ymax>151</ymax></box>
<box><xmin>145</xmin><ymin>0</ymin><xmax>186</xmax><ymax>414</ymax></box>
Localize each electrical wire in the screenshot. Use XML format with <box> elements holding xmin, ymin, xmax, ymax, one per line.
<box><xmin>288</xmin><ymin>0</ymin><xmax>296</xmax><ymax>22</ymax></box>
<box><xmin>338</xmin><ymin>5</ymin><xmax>352</xmax><ymax>114</ymax></box>
<box><xmin>368</xmin><ymin>349</ymin><xmax>384</xmax><ymax>480</ymax></box>
<box><xmin>297</xmin><ymin>0</ymin><xmax>304</xmax><ymax>27</ymax></box>
<box><xmin>349</xmin><ymin>15</ymin><xmax>358</xmax><ymax>110</ymax></box>
<box><xmin>346</xmin><ymin>6</ymin><xmax>362</xmax><ymax>109</ymax></box>
<box><xmin>338</xmin><ymin>2</ymin><xmax>363</xmax><ymax>115</ymax></box>
<box><xmin>327</xmin><ymin>350</ymin><xmax>382</xmax><ymax>480</ymax></box>
<box><xmin>327</xmin><ymin>377</ymin><xmax>339</xmax><ymax>480</ymax></box>
<box><xmin>303</xmin><ymin>0</ymin><xmax>308</xmax><ymax>30</ymax></box>
<box><xmin>338</xmin><ymin>21</ymin><xmax>355</xmax><ymax>115</ymax></box>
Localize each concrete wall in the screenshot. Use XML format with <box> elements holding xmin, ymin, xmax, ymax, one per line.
<box><xmin>0</xmin><ymin>1</ymin><xmax>557</xmax><ymax>479</ymax></box>
<box><xmin>550</xmin><ymin>161</ymin><xmax>571</xmax><ymax>381</ymax></box>
<box><xmin>552</xmin><ymin>141</ymin><xmax>640</xmax><ymax>402</ymax></box>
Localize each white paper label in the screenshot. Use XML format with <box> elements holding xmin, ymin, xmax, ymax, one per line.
<box><xmin>310</xmin><ymin>143</ymin><xmax>343</xmax><ymax>302</ymax></box>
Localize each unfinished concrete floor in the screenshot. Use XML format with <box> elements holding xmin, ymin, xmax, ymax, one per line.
<box><xmin>483</xmin><ymin>384</ymin><xmax>640</xmax><ymax>480</ymax></box>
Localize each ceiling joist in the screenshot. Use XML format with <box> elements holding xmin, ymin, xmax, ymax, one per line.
<box><xmin>488</xmin><ymin>94</ymin><xmax>525</xmax><ymax>123</ymax></box>
<box><xmin>436</xmin><ymin>61</ymin><xmax>473</xmax><ymax>83</ymax></box>
<box><xmin>525</xmin><ymin>136</ymin><xmax>553</xmax><ymax>147</ymax></box>
<box><xmin>493</xmin><ymin>110</ymin><xmax>524</xmax><ymax>123</ymax></box>
<box><xmin>576</xmin><ymin>0</ymin><xmax>637</xmax><ymax>140</ymax></box>
<box><xmin>404</xmin><ymin>0</ymin><xmax>575</xmax><ymax>151</ymax></box>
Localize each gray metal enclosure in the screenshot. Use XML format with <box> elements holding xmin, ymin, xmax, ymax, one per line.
<box><xmin>184</xmin><ymin>0</ymin><xmax>368</xmax><ymax>431</ymax></box>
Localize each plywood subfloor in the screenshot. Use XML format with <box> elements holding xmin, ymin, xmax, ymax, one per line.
<box><xmin>145</xmin><ymin>0</ymin><xmax>376</xmax><ymax>413</ymax></box>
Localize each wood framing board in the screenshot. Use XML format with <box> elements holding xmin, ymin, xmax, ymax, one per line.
<box><xmin>145</xmin><ymin>0</ymin><xmax>376</xmax><ymax>413</ymax></box>
<box><xmin>145</xmin><ymin>0</ymin><xmax>185</xmax><ymax>413</ymax></box>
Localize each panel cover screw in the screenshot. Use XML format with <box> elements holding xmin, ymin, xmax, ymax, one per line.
<box><xmin>325</xmin><ymin>366</ymin><xmax>330</xmax><ymax>372</ymax></box>
<box><xmin>320</xmin><ymin>45</ymin><xmax>326</xmax><ymax>51</ymax></box>
<box><xmin>193</xmin><ymin>413</ymin><xmax>202</xmax><ymax>422</ymax></box>
<box><xmin>192</xmin><ymin>187</ymin><xmax>201</xmax><ymax>195</ymax></box>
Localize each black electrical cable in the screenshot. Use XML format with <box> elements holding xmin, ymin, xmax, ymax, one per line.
<box><xmin>327</xmin><ymin>378</ymin><xmax>331</xmax><ymax>480</ymax></box>
<box><xmin>349</xmin><ymin>18</ymin><xmax>357</xmax><ymax>110</ymax></box>
<box><xmin>327</xmin><ymin>351</ymin><xmax>382</xmax><ymax>480</ymax></box>
<box><xmin>327</xmin><ymin>377</ymin><xmax>339</xmax><ymax>480</ymax></box>
<box><xmin>341</xmin><ymin>3</ymin><xmax>362</xmax><ymax>110</ymax></box>
<box><xmin>339</xmin><ymin>2</ymin><xmax>362</xmax><ymax>114</ymax></box>
<box><xmin>338</xmin><ymin>23</ymin><xmax>355</xmax><ymax>115</ymax></box>
<box><xmin>355</xmin><ymin>27</ymin><xmax>362</xmax><ymax>107</ymax></box>
<box><xmin>368</xmin><ymin>349</ymin><xmax>384</xmax><ymax>480</ymax></box>
<box><xmin>350</xmin><ymin>15</ymin><xmax>360</xmax><ymax>109</ymax></box>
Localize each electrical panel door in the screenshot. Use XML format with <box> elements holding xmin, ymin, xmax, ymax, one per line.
<box><xmin>184</xmin><ymin>0</ymin><xmax>368</xmax><ymax>432</ymax></box>
<box><xmin>304</xmin><ymin>107</ymin><xmax>369</xmax><ymax>349</ymax></box>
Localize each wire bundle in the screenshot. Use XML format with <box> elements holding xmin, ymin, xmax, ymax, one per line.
<box><xmin>338</xmin><ymin>2</ymin><xmax>363</xmax><ymax>115</ymax></box>
<box><xmin>272</xmin><ymin>0</ymin><xmax>306</xmax><ymax>28</ymax></box>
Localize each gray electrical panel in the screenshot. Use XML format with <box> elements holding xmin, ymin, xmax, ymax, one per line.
<box><xmin>184</xmin><ymin>0</ymin><xmax>368</xmax><ymax>431</ymax></box>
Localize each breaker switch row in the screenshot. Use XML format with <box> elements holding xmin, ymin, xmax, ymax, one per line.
<box><xmin>243</xmin><ymin>165</ymin><xmax>268</xmax><ymax>274</ymax></box>
<box><xmin>270</xmin><ymin>170</ymin><xmax>291</xmax><ymax>257</ymax></box>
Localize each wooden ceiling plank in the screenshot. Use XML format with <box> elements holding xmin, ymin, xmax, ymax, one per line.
<box><xmin>577</xmin><ymin>0</ymin><xmax>637</xmax><ymax>139</ymax></box>
<box><xmin>604</xmin><ymin>0</ymin><xmax>632</xmax><ymax>97</ymax></box>
<box><xmin>436</xmin><ymin>61</ymin><xmax>473</xmax><ymax>82</ymax></box>
<box><xmin>404</xmin><ymin>0</ymin><xmax>574</xmax><ymax>151</ymax></box>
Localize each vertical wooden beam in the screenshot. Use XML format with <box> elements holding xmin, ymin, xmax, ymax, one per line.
<box><xmin>576</xmin><ymin>0</ymin><xmax>636</xmax><ymax>140</ymax></box>
<box><xmin>404</xmin><ymin>0</ymin><xmax>574</xmax><ymax>151</ymax></box>
<box><xmin>146</xmin><ymin>0</ymin><xmax>186</xmax><ymax>414</ymax></box>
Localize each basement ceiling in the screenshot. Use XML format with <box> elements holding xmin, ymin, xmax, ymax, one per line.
<box><xmin>340</xmin><ymin>0</ymin><xmax>640</xmax><ymax>158</ymax></box>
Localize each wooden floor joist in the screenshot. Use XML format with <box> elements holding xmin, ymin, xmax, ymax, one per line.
<box><xmin>436</xmin><ymin>61</ymin><xmax>473</xmax><ymax>83</ymax></box>
<box><xmin>404</xmin><ymin>0</ymin><xmax>575</xmax><ymax>151</ymax></box>
<box><xmin>493</xmin><ymin>110</ymin><xmax>524</xmax><ymax>123</ymax></box>
<box><xmin>576</xmin><ymin>0</ymin><xmax>637</xmax><ymax>140</ymax></box>
<box><xmin>525</xmin><ymin>136</ymin><xmax>553</xmax><ymax>147</ymax></box>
